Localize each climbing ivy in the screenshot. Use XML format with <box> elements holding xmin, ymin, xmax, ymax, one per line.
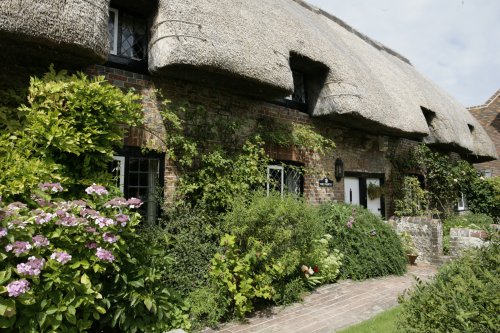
<box><xmin>151</xmin><ymin>99</ymin><xmax>335</xmax><ymax>211</ymax></box>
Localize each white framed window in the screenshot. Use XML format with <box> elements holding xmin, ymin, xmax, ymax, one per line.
<box><xmin>481</xmin><ymin>169</ymin><xmax>492</xmax><ymax>178</ymax></box>
<box><xmin>267</xmin><ymin>163</ymin><xmax>304</xmax><ymax>197</ymax></box>
<box><xmin>109</xmin><ymin>8</ymin><xmax>119</xmax><ymax>55</ymax></box>
<box><xmin>267</xmin><ymin>165</ymin><xmax>284</xmax><ymax>196</ymax></box>
<box><xmin>457</xmin><ymin>192</ymin><xmax>467</xmax><ymax>211</ymax></box>
<box><xmin>111</xmin><ymin>156</ymin><xmax>125</xmax><ymax>193</ymax></box>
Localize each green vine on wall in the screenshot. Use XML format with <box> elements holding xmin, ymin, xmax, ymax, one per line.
<box><xmin>149</xmin><ymin>98</ymin><xmax>336</xmax><ymax>211</ymax></box>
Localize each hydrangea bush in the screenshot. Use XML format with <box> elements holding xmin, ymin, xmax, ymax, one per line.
<box><xmin>0</xmin><ymin>183</ymin><xmax>187</xmax><ymax>332</ymax></box>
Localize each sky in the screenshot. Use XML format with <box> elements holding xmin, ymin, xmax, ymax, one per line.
<box><xmin>305</xmin><ymin>0</ymin><xmax>500</xmax><ymax>107</ymax></box>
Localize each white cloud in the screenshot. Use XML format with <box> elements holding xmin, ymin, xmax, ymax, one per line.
<box><xmin>305</xmin><ymin>0</ymin><xmax>500</xmax><ymax>106</ymax></box>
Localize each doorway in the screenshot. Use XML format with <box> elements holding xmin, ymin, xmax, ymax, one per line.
<box><xmin>344</xmin><ymin>173</ymin><xmax>385</xmax><ymax>217</ymax></box>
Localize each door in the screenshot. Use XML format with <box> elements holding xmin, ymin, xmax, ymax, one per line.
<box><xmin>366</xmin><ymin>178</ymin><xmax>382</xmax><ymax>216</ymax></box>
<box><xmin>344</xmin><ymin>177</ymin><xmax>360</xmax><ymax>205</ymax></box>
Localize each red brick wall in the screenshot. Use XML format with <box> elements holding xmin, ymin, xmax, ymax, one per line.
<box><xmin>86</xmin><ymin>65</ymin><xmax>410</xmax><ymax>217</ymax></box>
<box><xmin>469</xmin><ymin>90</ymin><xmax>500</xmax><ymax>176</ymax></box>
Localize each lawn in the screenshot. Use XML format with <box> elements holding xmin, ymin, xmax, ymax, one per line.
<box><xmin>337</xmin><ymin>305</ymin><xmax>401</xmax><ymax>333</ymax></box>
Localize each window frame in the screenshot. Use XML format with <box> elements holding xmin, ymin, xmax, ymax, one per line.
<box><xmin>106</xmin><ymin>7</ymin><xmax>149</xmax><ymax>72</ymax></box>
<box><xmin>109</xmin><ymin>8</ymin><xmax>119</xmax><ymax>56</ymax></box>
<box><xmin>266</xmin><ymin>162</ymin><xmax>304</xmax><ymax>197</ymax></box>
<box><xmin>112</xmin><ymin>147</ymin><xmax>165</xmax><ymax>224</ymax></box>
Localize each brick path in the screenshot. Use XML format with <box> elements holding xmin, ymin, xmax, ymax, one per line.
<box><xmin>203</xmin><ymin>264</ymin><xmax>437</xmax><ymax>333</ymax></box>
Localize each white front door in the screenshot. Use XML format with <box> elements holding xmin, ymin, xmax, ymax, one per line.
<box><xmin>366</xmin><ymin>178</ymin><xmax>382</xmax><ymax>216</ymax></box>
<box><xmin>344</xmin><ymin>177</ymin><xmax>360</xmax><ymax>205</ymax></box>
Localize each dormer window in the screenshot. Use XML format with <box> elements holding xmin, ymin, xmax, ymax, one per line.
<box><xmin>108</xmin><ymin>8</ymin><xmax>147</xmax><ymax>62</ymax></box>
<box><xmin>287</xmin><ymin>71</ymin><xmax>306</xmax><ymax>104</ymax></box>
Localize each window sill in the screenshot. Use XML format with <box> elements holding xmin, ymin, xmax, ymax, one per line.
<box><xmin>105</xmin><ymin>54</ymin><xmax>149</xmax><ymax>74</ymax></box>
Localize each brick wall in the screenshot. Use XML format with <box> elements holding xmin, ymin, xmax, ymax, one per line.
<box><xmin>469</xmin><ymin>90</ymin><xmax>500</xmax><ymax>176</ymax></box>
<box><xmin>85</xmin><ymin>65</ymin><xmax>409</xmax><ymax>214</ymax></box>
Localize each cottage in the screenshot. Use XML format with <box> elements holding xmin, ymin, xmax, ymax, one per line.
<box><xmin>0</xmin><ymin>0</ymin><xmax>496</xmax><ymax>222</ymax></box>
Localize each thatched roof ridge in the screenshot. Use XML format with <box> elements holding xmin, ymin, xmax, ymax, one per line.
<box><xmin>149</xmin><ymin>0</ymin><xmax>496</xmax><ymax>161</ymax></box>
<box><xmin>291</xmin><ymin>0</ymin><xmax>411</xmax><ymax>65</ymax></box>
<box><xmin>0</xmin><ymin>0</ymin><xmax>109</xmax><ymax>63</ymax></box>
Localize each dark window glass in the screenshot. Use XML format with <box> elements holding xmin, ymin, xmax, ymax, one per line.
<box><xmin>108</xmin><ymin>9</ymin><xmax>147</xmax><ymax>61</ymax></box>
<box><xmin>291</xmin><ymin>71</ymin><xmax>306</xmax><ymax>104</ymax></box>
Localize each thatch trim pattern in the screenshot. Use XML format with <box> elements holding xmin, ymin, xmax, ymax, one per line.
<box><xmin>149</xmin><ymin>0</ymin><xmax>496</xmax><ymax>160</ymax></box>
<box><xmin>0</xmin><ymin>0</ymin><xmax>109</xmax><ymax>62</ymax></box>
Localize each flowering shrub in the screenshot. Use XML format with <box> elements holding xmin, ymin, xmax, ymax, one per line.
<box><xmin>0</xmin><ymin>183</ymin><xmax>187</xmax><ymax>332</ymax></box>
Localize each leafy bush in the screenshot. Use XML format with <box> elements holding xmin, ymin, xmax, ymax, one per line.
<box><xmin>0</xmin><ymin>67</ymin><xmax>143</xmax><ymax>201</ymax></box>
<box><xmin>462</xmin><ymin>175</ymin><xmax>500</xmax><ymax>221</ymax></box>
<box><xmin>398</xmin><ymin>243</ymin><xmax>500</xmax><ymax>332</ymax></box>
<box><xmin>394</xmin><ymin>176</ymin><xmax>429</xmax><ymax>217</ymax></box>
<box><xmin>159</xmin><ymin>205</ymin><xmax>221</xmax><ymax>295</ymax></box>
<box><xmin>0</xmin><ymin>183</ymin><xmax>187</xmax><ymax>332</ymax></box>
<box><xmin>194</xmin><ymin>192</ymin><xmax>342</xmax><ymax>319</ymax></box>
<box><xmin>317</xmin><ymin>203</ymin><xmax>407</xmax><ymax>280</ymax></box>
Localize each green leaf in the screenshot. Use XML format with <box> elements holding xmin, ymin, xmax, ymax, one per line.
<box><xmin>0</xmin><ymin>299</ymin><xmax>16</xmax><ymax>317</ymax></box>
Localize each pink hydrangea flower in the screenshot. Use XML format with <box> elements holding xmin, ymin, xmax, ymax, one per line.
<box><xmin>127</xmin><ymin>197</ymin><xmax>143</xmax><ymax>209</ymax></box>
<box><xmin>0</xmin><ymin>228</ymin><xmax>8</xmax><ymax>238</ymax></box>
<box><xmin>86</xmin><ymin>227</ymin><xmax>97</xmax><ymax>234</ymax></box>
<box><xmin>80</xmin><ymin>208</ymin><xmax>100</xmax><ymax>219</ymax></box>
<box><xmin>104</xmin><ymin>197</ymin><xmax>128</xmax><ymax>208</ymax></box>
<box><xmin>32</xmin><ymin>235</ymin><xmax>50</xmax><ymax>248</ymax></box>
<box><xmin>103</xmin><ymin>232</ymin><xmax>118</xmax><ymax>244</ymax></box>
<box><xmin>70</xmin><ymin>200</ymin><xmax>87</xmax><ymax>208</ymax></box>
<box><xmin>7</xmin><ymin>219</ymin><xmax>27</xmax><ymax>229</ymax></box>
<box><xmin>39</xmin><ymin>182</ymin><xmax>63</xmax><ymax>193</ymax></box>
<box><xmin>5</xmin><ymin>241</ymin><xmax>32</xmax><ymax>256</ymax></box>
<box><xmin>115</xmin><ymin>214</ymin><xmax>130</xmax><ymax>226</ymax></box>
<box><xmin>96</xmin><ymin>217</ymin><xmax>116</xmax><ymax>228</ymax></box>
<box><xmin>85</xmin><ymin>184</ymin><xmax>109</xmax><ymax>196</ymax></box>
<box><xmin>35</xmin><ymin>211</ymin><xmax>56</xmax><ymax>224</ymax></box>
<box><xmin>96</xmin><ymin>247</ymin><xmax>115</xmax><ymax>262</ymax></box>
<box><xmin>7</xmin><ymin>279</ymin><xmax>30</xmax><ymax>297</ymax></box>
<box><xmin>85</xmin><ymin>242</ymin><xmax>97</xmax><ymax>249</ymax></box>
<box><xmin>17</xmin><ymin>256</ymin><xmax>46</xmax><ymax>276</ymax></box>
<box><xmin>50</xmin><ymin>251</ymin><xmax>72</xmax><ymax>264</ymax></box>
<box><xmin>7</xmin><ymin>202</ymin><xmax>27</xmax><ymax>212</ymax></box>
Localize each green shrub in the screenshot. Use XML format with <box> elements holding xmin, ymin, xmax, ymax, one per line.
<box><xmin>317</xmin><ymin>203</ymin><xmax>407</xmax><ymax>280</ymax></box>
<box><xmin>0</xmin><ymin>183</ymin><xmax>188</xmax><ymax>332</ymax></box>
<box><xmin>398</xmin><ymin>243</ymin><xmax>500</xmax><ymax>333</ymax></box>
<box><xmin>0</xmin><ymin>67</ymin><xmax>143</xmax><ymax>201</ymax></box>
<box><xmin>159</xmin><ymin>205</ymin><xmax>221</xmax><ymax>295</ymax></box>
<box><xmin>200</xmin><ymin>192</ymin><xmax>343</xmax><ymax>319</ymax></box>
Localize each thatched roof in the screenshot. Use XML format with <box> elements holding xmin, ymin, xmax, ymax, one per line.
<box><xmin>149</xmin><ymin>0</ymin><xmax>497</xmax><ymax>161</ymax></box>
<box><xmin>0</xmin><ymin>0</ymin><xmax>109</xmax><ymax>63</ymax></box>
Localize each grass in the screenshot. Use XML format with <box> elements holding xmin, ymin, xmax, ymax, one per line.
<box><xmin>336</xmin><ymin>305</ymin><xmax>401</xmax><ymax>333</ymax></box>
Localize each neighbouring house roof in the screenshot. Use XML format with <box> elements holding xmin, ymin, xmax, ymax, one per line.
<box><xmin>0</xmin><ymin>0</ymin><xmax>496</xmax><ymax>161</ymax></box>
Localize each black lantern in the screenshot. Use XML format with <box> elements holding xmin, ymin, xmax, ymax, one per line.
<box><xmin>334</xmin><ymin>158</ymin><xmax>344</xmax><ymax>182</ymax></box>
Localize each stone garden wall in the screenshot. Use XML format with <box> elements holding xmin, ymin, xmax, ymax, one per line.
<box><xmin>389</xmin><ymin>216</ymin><xmax>443</xmax><ymax>264</ymax></box>
<box><xmin>448</xmin><ymin>225</ymin><xmax>498</xmax><ymax>257</ymax></box>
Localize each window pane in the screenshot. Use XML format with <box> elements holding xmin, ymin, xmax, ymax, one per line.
<box><xmin>291</xmin><ymin>71</ymin><xmax>306</xmax><ymax>104</ymax></box>
<box><xmin>120</xmin><ymin>14</ymin><xmax>147</xmax><ymax>60</ymax></box>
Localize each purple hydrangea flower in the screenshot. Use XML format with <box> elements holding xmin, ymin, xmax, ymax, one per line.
<box><xmin>103</xmin><ymin>232</ymin><xmax>118</xmax><ymax>244</ymax></box>
<box><xmin>5</xmin><ymin>241</ymin><xmax>32</xmax><ymax>256</ymax></box>
<box><xmin>35</xmin><ymin>211</ymin><xmax>56</xmax><ymax>225</ymax></box>
<box><xmin>7</xmin><ymin>279</ymin><xmax>30</xmax><ymax>297</ymax></box>
<box><xmin>96</xmin><ymin>247</ymin><xmax>115</xmax><ymax>262</ymax></box>
<box><xmin>115</xmin><ymin>214</ymin><xmax>130</xmax><ymax>226</ymax></box>
<box><xmin>96</xmin><ymin>217</ymin><xmax>116</xmax><ymax>228</ymax></box>
<box><xmin>85</xmin><ymin>242</ymin><xmax>97</xmax><ymax>249</ymax></box>
<box><xmin>85</xmin><ymin>184</ymin><xmax>109</xmax><ymax>196</ymax></box>
<box><xmin>80</xmin><ymin>208</ymin><xmax>100</xmax><ymax>219</ymax></box>
<box><xmin>7</xmin><ymin>202</ymin><xmax>27</xmax><ymax>212</ymax></box>
<box><xmin>127</xmin><ymin>197</ymin><xmax>143</xmax><ymax>209</ymax></box>
<box><xmin>7</xmin><ymin>219</ymin><xmax>27</xmax><ymax>229</ymax></box>
<box><xmin>0</xmin><ymin>227</ymin><xmax>8</xmax><ymax>238</ymax></box>
<box><xmin>32</xmin><ymin>235</ymin><xmax>50</xmax><ymax>248</ymax></box>
<box><xmin>70</xmin><ymin>200</ymin><xmax>87</xmax><ymax>208</ymax></box>
<box><xmin>17</xmin><ymin>256</ymin><xmax>46</xmax><ymax>276</ymax></box>
<box><xmin>85</xmin><ymin>227</ymin><xmax>97</xmax><ymax>234</ymax></box>
<box><xmin>50</xmin><ymin>251</ymin><xmax>72</xmax><ymax>264</ymax></box>
<box><xmin>104</xmin><ymin>197</ymin><xmax>128</xmax><ymax>209</ymax></box>
<box><xmin>55</xmin><ymin>213</ymin><xmax>81</xmax><ymax>227</ymax></box>
<box><xmin>39</xmin><ymin>182</ymin><xmax>63</xmax><ymax>193</ymax></box>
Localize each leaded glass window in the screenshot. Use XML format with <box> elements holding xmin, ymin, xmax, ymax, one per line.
<box><xmin>108</xmin><ymin>8</ymin><xmax>147</xmax><ymax>61</ymax></box>
<box><xmin>267</xmin><ymin>163</ymin><xmax>304</xmax><ymax>197</ymax></box>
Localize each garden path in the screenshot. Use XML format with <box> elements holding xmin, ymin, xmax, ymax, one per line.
<box><xmin>202</xmin><ymin>264</ymin><xmax>437</xmax><ymax>333</ymax></box>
